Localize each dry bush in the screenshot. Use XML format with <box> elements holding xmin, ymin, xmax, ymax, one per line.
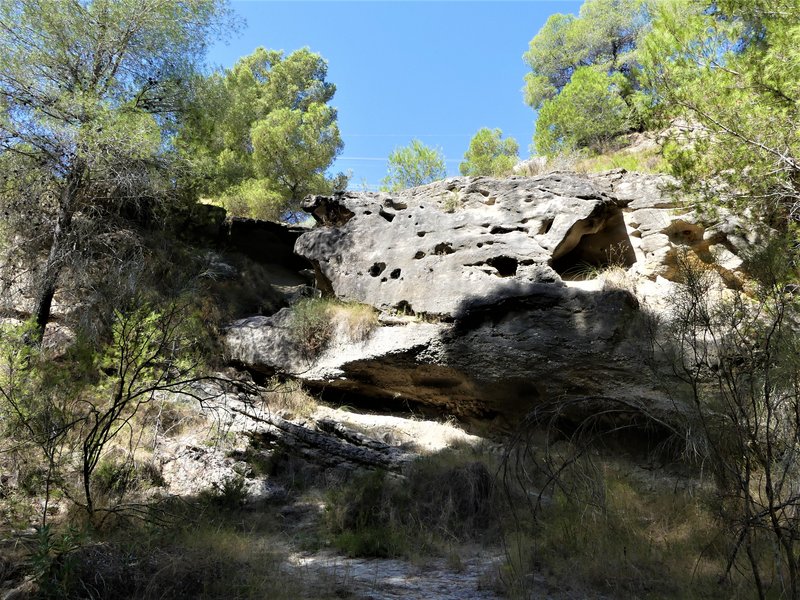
<box><xmin>499</xmin><ymin>429</ymin><xmax>727</xmax><ymax>600</ymax></box>
<box><xmin>329</xmin><ymin>302</ymin><xmax>378</xmax><ymax>343</ymax></box>
<box><xmin>37</xmin><ymin>504</ymin><xmax>349</xmax><ymax>600</ymax></box>
<box><xmin>323</xmin><ymin>445</ymin><xmax>500</xmax><ymax>559</ymax></box>
<box><xmin>290</xmin><ymin>298</ymin><xmax>378</xmax><ymax>359</ymax></box>
<box><xmin>260</xmin><ymin>377</ymin><xmax>318</xmax><ymax>419</ymax></box>
<box><xmin>655</xmin><ymin>242</ymin><xmax>800</xmax><ymax>600</ymax></box>
<box><xmin>601</xmin><ymin>265</ymin><xmax>638</xmax><ymax>296</ymax></box>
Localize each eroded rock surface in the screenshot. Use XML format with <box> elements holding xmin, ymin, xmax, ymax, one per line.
<box><xmin>298</xmin><ymin>174</ymin><xmax>635</xmax><ymax>317</ymax></box>
<box><xmin>226</xmin><ymin>172</ymin><xmax>749</xmax><ymax>425</ymax></box>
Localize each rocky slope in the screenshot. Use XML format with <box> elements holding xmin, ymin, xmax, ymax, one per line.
<box><xmin>225</xmin><ymin>170</ymin><xmax>753</xmax><ymax>427</ymax></box>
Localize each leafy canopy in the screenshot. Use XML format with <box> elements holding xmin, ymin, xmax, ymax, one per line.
<box><xmin>381</xmin><ymin>140</ymin><xmax>447</xmax><ymax>192</ymax></box>
<box><xmin>524</xmin><ymin>0</ymin><xmax>652</xmax><ymax>155</ymax></box>
<box><xmin>0</xmin><ymin>0</ymin><xmax>232</xmax><ymax>335</ymax></box>
<box><xmin>0</xmin><ymin>0</ymin><xmax>229</xmax><ymax>202</ymax></box>
<box><xmin>642</xmin><ymin>0</ymin><xmax>800</xmax><ymax>232</ymax></box>
<box><xmin>535</xmin><ymin>67</ymin><xmax>632</xmax><ymax>156</ymax></box>
<box><xmin>459</xmin><ymin>128</ymin><xmax>519</xmax><ymax>177</ymax></box>
<box><xmin>179</xmin><ymin>47</ymin><xmax>343</xmax><ymax>220</ymax></box>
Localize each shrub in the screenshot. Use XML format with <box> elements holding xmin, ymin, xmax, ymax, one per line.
<box><xmin>289</xmin><ymin>299</ymin><xmax>377</xmax><ymax>360</ymax></box>
<box><xmin>323</xmin><ymin>447</ymin><xmax>500</xmax><ymax>558</ymax></box>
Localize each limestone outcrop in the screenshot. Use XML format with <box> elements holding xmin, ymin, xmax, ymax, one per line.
<box><xmin>297</xmin><ymin>174</ymin><xmax>635</xmax><ymax>317</ymax></box>
<box><xmin>225</xmin><ymin>171</ymin><xmax>750</xmax><ymax>425</ymax></box>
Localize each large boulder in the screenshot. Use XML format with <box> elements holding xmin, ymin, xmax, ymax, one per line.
<box><xmin>225</xmin><ymin>172</ymin><xmax>751</xmax><ymax>426</ymax></box>
<box><xmin>296</xmin><ymin>175</ymin><xmax>636</xmax><ymax>317</ymax></box>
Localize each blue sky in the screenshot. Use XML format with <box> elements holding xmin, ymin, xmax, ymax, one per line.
<box><xmin>207</xmin><ymin>1</ymin><xmax>583</xmax><ymax>190</ymax></box>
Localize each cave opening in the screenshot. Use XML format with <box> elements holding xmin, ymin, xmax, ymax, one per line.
<box><xmin>550</xmin><ymin>213</ymin><xmax>636</xmax><ymax>280</ymax></box>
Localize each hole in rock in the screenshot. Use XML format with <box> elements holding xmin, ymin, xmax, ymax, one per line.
<box><xmin>550</xmin><ymin>212</ymin><xmax>636</xmax><ymax>280</ymax></box>
<box><xmin>395</xmin><ymin>300</ymin><xmax>414</xmax><ymax>315</ymax></box>
<box><xmin>368</xmin><ymin>262</ymin><xmax>387</xmax><ymax>277</ymax></box>
<box><xmin>538</xmin><ymin>218</ymin><xmax>554</xmax><ymax>235</ymax></box>
<box><xmin>414</xmin><ymin>251</ymin><xmax>426</xmax><ymax>259</ymax></box>
<box><xmin>390</xmin><ymin>268</ymin><xmax>401</xmax><ymax>279</ymax></box>
<box><xmin>387</xmin><ymin>199</ymin><xmax>408</xmax><ymax>210</ymax></box>
<box><xmin>379</xmin><ymin>208</ymin><xmax>395</xmax><ymax>222</ymax></box>
<box><xmin>487</xmin><ymin>256</ymin><xmax>518</xmax><ymax>277</ymax></box>
<box><xmin>417</xmin><ymin>231</ymin><xmax>427</xmax><ymax>237</ymax></box>
<box><xmin>434</xmin><ymin>242</ymin><xmax>455</xmax><ymax>255</ymax></box>
<box><xmin>489</xmin><ymin>226</ymin><xmax>521</xmax><ymax>235</ymax></box>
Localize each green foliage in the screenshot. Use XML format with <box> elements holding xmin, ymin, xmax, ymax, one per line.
<box><xmin>251</xmin><ymin>103</ymin><xmax>342</xmax><ymax>202</ymax></box>
<box><xmin>28</xmin><ymin>523</ymin><xmax>85</xmax><ymax>598</ymax></box>
<box><xmin>0</xmin><ymin>299</ymin><xmax>208</xmax><ymax>524</ymax></box>
<box><xmin>0</xmin><ymin>0</ymin><xmax>233</xmax><ymax>336</ymax></box>
<box><xmin>523</xmin><ymin>0</ymin><xmax>649</xmax><ymax>109</ymax></box>
<box><xmin>217</xmin><ymin>178</ymin><xmax>286</xmax><ymax>222</ymax></box>
<box><xmin>524</xmin><ymin>0</ymin><xmax>653</xmax><ymax>154</ymax></box>
<box><xmin>459</xmin><ymin>128</ymin><xmax>519</xmax><ymax>177</ymax></box>
<box><xmin>381</xmin><ymin>139</ymin><xmax>447</xmax><ymax>192</ymax></box>
<box><xmin>93</xmin><ymin>458</ymin><xmax>164</xmax><ymax>498</ymax></box>
<box><xmin>200</xmin><ymin>475</ymin><xmax>248</xmax><ymax>509</ymax></box>
<box><xmin>642</xmin><ymin>0</ymin><xmax>800</xmax><ymax>232</ymax></box>
<box><xmin>289</xmin><ymin>298</ymin><xmax>338</xmax><ymax>359</ymax></box>
<box><xmin>535</xmin><ymin>67</ymin><xmax>632</xmax><ymax>155</ymax></box>
<box><xmin>76</xmin><ymin>300</ymin><xmax>207</xmax><ymax>516</ymax></box>
<box><xmin>179</xmin><ymin>47</ymin><xmax>343</xmax><ymax>219</ymax></box>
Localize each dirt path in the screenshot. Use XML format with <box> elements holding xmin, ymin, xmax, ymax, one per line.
<box><xmin>289</xmin><ymin>550</ymin><xmax>506</xmax><ymax>600</ymax></box>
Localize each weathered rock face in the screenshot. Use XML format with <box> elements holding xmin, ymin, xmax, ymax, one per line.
<box><xmin>590</xmin><ymin>170</ymin><xmax>753</xmax><ymax>284</ymax></box>
<box><xmin>226</xmin><ymin>171</ymin><xmax>748</xmax><ymax>426</ymax></box>
<box><xmin>298</xmin><ymin>175</ymin><xmax>636</xmax><ymax>317</ymax></box>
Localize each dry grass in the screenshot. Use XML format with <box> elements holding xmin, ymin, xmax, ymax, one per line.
<box><xmin>516</xmin><ymin>141</ymin><xmax>667</xmax><ymax>178</ymax></box>
<box><xmin>322</xmin><ymin>444</ymin><xmax>501</xmax><ymax>559</ymax></box>
<box><xmin>601</xmin><ymin>265</ymin><xmax>638</xmax><ymax>296</ymax></box>
<box><xmin>290</xmin><ymin>298</ymin><xmax>378</xmax><ymax>359</ymax></box>
<box><xmin>500</xmin><ymin>453</ymin><xmax>751</xmax><ymax>600</ymax></box>
<box><xmin>574</xmin><ymin>146</ymin><xmax>667</xmax><ymax>174</ymax></box>
<box><xmin>328</xmin><ymin>301</ymin><xmax>378</xmax><ymax>343</ymax></box>
<box><xmin>261</xmin><ymin>377</ymin><xmax>318</xmax><ymax>419</ymax></box>
<box><xmin>7</xmin><ymin>497</ymin><xmax>353</xmax><ymax>600</ymax></box>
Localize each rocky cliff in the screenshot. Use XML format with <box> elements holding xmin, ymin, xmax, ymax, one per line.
<box><xmin>225</xmin><ymin>170</ymin><xmax>752</xmax><ymax>427</ymax></box>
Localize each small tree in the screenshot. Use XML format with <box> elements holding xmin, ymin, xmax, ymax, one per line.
<box><xmin>179</xmin><ymin>46</ymin><xmax>343</xmax><ymax>218</ymax></box>
<box><xmin>459</xmin><ymin>128</ymin><xmax>519</xmax><ymax>177</ymax></box>
<box><xmin>0</xmin><ymin>321</ymin><xmax>78</xmax><ymax>527</ymax></box>
<box><xmin>0</xmin><ymin>0</ymin><xmax>232</xmax><ymax>339</ymax></box>
<box><xmin>381</xmin><ymin>139</ymin><xmax>446</xmax><ymax>192</ymax></box>
<box><xmin>534</xmin><ymin>67</ymin><xmax>632</xmax><ymax>155</ymax></box>
<box><xmin>76</xmin><ymin>300</ymin><xmax>210</xmax><ymax>519</ymax></box>
<box><xmin>0</xmin><ymin>298</ymin><xmax>213</xmax><ymax>524</ymax></box>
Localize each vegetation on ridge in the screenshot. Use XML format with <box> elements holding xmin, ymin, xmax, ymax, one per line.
<box><xmin>0</xmin><ymin>0</ymin><xmax>799</xmax><ymax>598</ymax></box>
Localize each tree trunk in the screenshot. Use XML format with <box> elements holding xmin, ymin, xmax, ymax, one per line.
<box><xmin>32</xmin><ymin>166</ymin><xmax>83</xmax><ymax>340</ymax></box>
